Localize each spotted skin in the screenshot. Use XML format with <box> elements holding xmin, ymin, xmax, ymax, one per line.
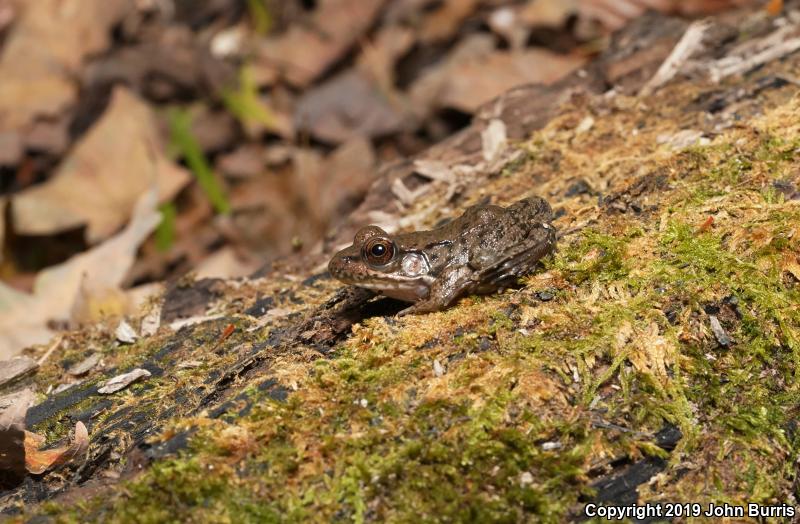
<box><xmin>328</xmin><ymin>196</ymin><xmax>556</xmax><ymax>315</ymax></box>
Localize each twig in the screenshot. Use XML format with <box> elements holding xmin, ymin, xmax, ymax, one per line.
<box><xmin>641</xmin><ymin>20</ymin><xmax>710</xmax><ymax>96</ymax></box>
<box><xmin>711</xmin><ymin>35</ymin><xmax>800</xmax><ymax>82</ymax></box>
<box><xmin>37</xmin><ymin>336</ymin><xmax>63</xmax><ymax>366</ymax></box>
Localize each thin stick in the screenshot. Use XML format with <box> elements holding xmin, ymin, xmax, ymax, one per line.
<box><xmin>712</xmin><ymin>36</ymin><xmax>800</xmax><ymax>81</ymax></box>
<box><xmin>37</xmin><ymin>336</ymin><xmax>63</xmax><ymax>366</ymax></box>
<box><xmin>641</xmin><ymin>20</ymin><xmax>710</xmax><ymax>96</ymax></box>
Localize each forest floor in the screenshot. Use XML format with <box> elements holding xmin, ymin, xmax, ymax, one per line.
<box><xmin>2</xmin><ymin>1</ymin><xmax>800</xmax><ymax>522</ymax></box>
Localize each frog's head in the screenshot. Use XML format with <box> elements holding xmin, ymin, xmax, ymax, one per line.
<box><xmin>328</xmin><ymin>225</ymin><xmax>433</xmax><ymax>302</ymax></box>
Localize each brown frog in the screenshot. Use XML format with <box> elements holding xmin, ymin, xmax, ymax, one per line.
<box><xmin>328</xmin><ymin>196</ymin><xmax>556</xmax><ymax>315</ymax></box>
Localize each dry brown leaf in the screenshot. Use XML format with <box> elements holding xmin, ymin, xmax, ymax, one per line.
<box><xmin>520</xmin><ymin>0</ymin><xmax>578</xmax><ymax>28</ymax></box>
<box><xmin>782</xmin><ymin>254</ymin><xmax>800</xmax><ymax>282</ymax></box>
<box><xmin>0</xmin><ymin>0</ymin><xmax>130</xmax><ymax>133</ymax></box>
<box><xmin>97</xmin><ymin>368</ymin><xmax>151</xmax><ymax>394</ymax></box>
<box><xmin>409</xmin><ymin>34</ymin><xmax>495</xmax><ymax>118</ymax></box>
<box><xmin>67</xmin><ymin>353</ymin><xmax>102</xmax><ymax>377</ymax></box>
<box><xmin>24</xmin><ymin>421</ymin><xmax>89</xmax><ymax>475</ymax></box>
<box><xmin>0</xmin><ymin>132</ymin><xmax>22</xmax><ymax>165</ymax></box>
<box><xmin>0</xmin><ymin>189</ymin><xmax>161</xmax><ymax>359</ymax></box>
<box><xmin>256</xmin><ymin>0</ymin><xmax>386</xmax><ymax>88</ymax></box>
<box><xmin>0</xmin><ymin>0</ymin><xmax>16</xmax><ymax>34</ymax></box>
<box><xmin>0</xmin><ymin>196</ymin><xmax>5</xmax><ymax>265</ymax></box>
<box><xmin>317</xmin><ymin>137</ymin><xmax>377</xmax><ymax>225</ymax></box>
<box><xmin>443</xmin><ymin>49</ymin><xmax>585</xmax><ymax>112</ymax></box>
<box><xmin>412</xmin><ymin>36</ymin><xmax>586</xmax><ymax>114</ymax></box>
<box><xmin>0</xmin><ymin>356</ymin><xmax>38</xmax><ymax>389</ymax></box>
<box><xmin>577</xmin><ymin>0</ymin><xmax>757</xmax><ymax>30</ymax></box>
<box><xmin>0</xmin><ymin>388</ymin><xmax>35</xmax><ymax>430</ymax></box>
<box><xmin>419</xmin><ymin>0</ymin><xmax>479</xmax><ymax>43</ymax></box>
<box><xmin>488</xmin><ymin>7</ymin><xmax>530</xmax><ymax>50</ymax></box>
<box><xmin>357</xmin><ymin>25</ymin><xmax>415</xmax><ymax>92</ymax></box>
<box><xmin>766</xmin><ymin>0</ymin><xmax>783</xmax><ymax>15</ymax></box>
<box><xmin>295</xmin><ymin>70</ymin><xmax>407</xmax><ymax>144</ymax></box>
<box><xmin>628</xmin><ymin>322</ymin><xmax>674</xmax><ymax>385</ymax></box>
<box><xmin>195</xmin><ymin>247</ymin><xmax>260</xmax><ymax>280</ymax></box>
<box><xmin>217</xmin><ymin>144</ymin><xmax>265</xmax><ymax>179</ymax></box>
<box><xmin>0</xmin><ymin>388</ymin><xmax>34</xmax><ymax>480</ymax></box>
<box><xmin>11</xmin><ymin>87</ymin><xmax>189</xmax><ymax>243</ymax></box>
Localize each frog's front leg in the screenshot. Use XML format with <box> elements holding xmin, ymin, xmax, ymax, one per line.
<box><xmin>398</xmin><ymin>266</ymin><xmax>475</xmax><ymax>316</ymax></box>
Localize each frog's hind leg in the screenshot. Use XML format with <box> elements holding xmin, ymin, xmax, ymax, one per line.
<box><xmin>475</xmin><ymin>227</ymin><xmax>556</xmax><ymax>288</ymax></box>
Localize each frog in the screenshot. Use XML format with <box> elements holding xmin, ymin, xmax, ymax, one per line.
<box><xmin>328</xmin><ymin>196</ymin><xmax>556</xmax><ymax>315</ymax></box>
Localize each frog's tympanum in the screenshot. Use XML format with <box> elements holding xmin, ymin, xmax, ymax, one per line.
<box><xmin>328</xmin><ymin>196</ymin><xmax>556</xmax><ymax>315</ymax></box>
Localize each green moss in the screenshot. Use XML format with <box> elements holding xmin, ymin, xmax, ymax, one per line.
<box><xmin>555</xmin><ymin>230</ymin><xmax>631</xmax><ymax>285</ymax></box>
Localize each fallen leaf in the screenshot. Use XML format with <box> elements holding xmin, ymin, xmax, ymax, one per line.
<box><xmin>481</xmin><ymin>119</ymin><xmax>508</xmax><ymax>163</ymax></box>
<box><xmin>656</xmin><ymin>129</ymin><xmax>709</xmax><ymax>149</ymax></box>
<box><xmin>0</xmin><ymin>132</ymin><xmax>22</xmax><ymax>165</ymax></box>
<box><xmin>24</xmin><ymin>421</ymin><xmax>89</xmax><ymax>475</ymax></box>
<box><xmin>256</xmin><ymin>0</ymin><xmax>386</xmax><ymax>88</ymax></box>
<box><xmin>0</xmin><ymin>189</ymin><xmax>161</xmax><ymax>359</ymax></box>
<box><xmin>697</xmin><ymin>216</ymin><xmax>715</xmax><ymax>233</ymax></box>
<box><xmin>0</xmin><ymin>389</ymin><xmax>34</xmax><ymax>483</ymax></box>
<box><xmin>25</xmin><ymin>119</ymin><xmax>70</xmax><ymax>155</ymax></box>
<box><xmin>766</xmin><ymin>0</ymin><xmax>783</xmax><ymax>15</ymax></box>
<box><xmin>194</xmin><ymin>246</ymin><xmax>260</xmax><ymax>280</ymax></box>
<box><xmin>577</xmin><ymin>0</ymin><xmax>757</xmax><ymax>31</ymax></box>
<box><xmin>217</xmin><ymin>144</ymin><xmax>265</xmax><ymax>179</ymax></box>
<box><xmin>140</xmin><ymin>302</ymin><xmax>162</xmax><ymax>337</ymax></box>
<box><xmin>0</xmin><ymin>0</ymin><xmax>15</xmax><ymax>35</ymax></box>
<box><xmin>295</xmin><ymin>70</ymin><xmax>407</xmax><ymax>144</ymax></box>
<box><xmin>169</xmin><ymin>314</ymin><xmax>225</xmax><ymax>331</ymax></box>
<box><xmin>782</xmin><ymin>254</ymin><xmax>800</xmax><ymax>282</ymax></box>
<box><xmin>86</xmin><ymin>25</ymin><xmax>235</xmax><ymax>103</ymax></box>
<box><xmin>409</xmin><ymin>34</ymin><xmax>495</xmax><ymax>118</ymax></box>
<box><xmin>177</xmin><ymin>360</ymin><xmax>203</xmax><ymax>369</ymax></box>
<box><xmin>98</xmin><ymin>368</ymin><xmax>151</xmax><ymax>394</ymax></box>
<box><xmin>210</xmin><ymin>324</ymin><xmax>236</xmax><ymax>351</ymax></box>
<box><xmin>0</xmin><ymin>0</ymin><xmax>130</xmax><ymax>134</ymax></box>
<box><xmin>67</xmin><ymin>353</ymin><xmax>102</xmax><ymax>377</ymax></box>
<box><xmin>316</xmin><ymin>137</ymin><xmax>378</xmax><ymax>225</ymax></box>
<box><xmin>0</xmin><ymin>388</ymin><xmax>35</xmax><ymax>429</ymax></box>
<box><xmin>189</xmin><ymin>106</ymin><xmax>239</xmax><ymax>154</ymax></box>
<box><xmin>356</xmin><ymin>25</ymin><xmax>415</xmax><ymax>91</ymax></box>
<box><xmin>0</xmin><ymin>356</ymin><xmax>38</xmax><ymax>389</ymax></box>
<box><xmin>520</xmin><ymin>0</ymin><xmax>577</xmax><ymax>28</ymax></box>
<box><xmin>439</xmin><ymin>48</ymin><xmax>586</xmax><ymax>113</ymax></box>
<box><xmin>419</xmin><ymin>0</ymin><xmax>479</xmax><ymax>43</ymax></box>
<box><xmin>488</xmin><ymin>6</ymin><xmax>530</xmax><ymax>50</ymax></box>
<box><xmin>115</xmin><ymin>320</ymin><xmax>138</xmax><ymax>344</ymax></box>
<box><xmin>11</xmin><ymin>87</ymin><xmax>190</xmax><ymax>243</ymax></box>
<box><xmin>0</xmin><ymin>198</ymin><xmax>5</xmax><ymax>265</ymax></box>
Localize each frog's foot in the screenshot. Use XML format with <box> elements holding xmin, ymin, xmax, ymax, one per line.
<box><xmin>397</xmin><ymin>266</ymin><xmax>475</xmax><ymax>316</ymax></box>
<box><xmin>397</xmin><ymin>298</ymin><xmax>449</xmax><ymax>316</ymax></box>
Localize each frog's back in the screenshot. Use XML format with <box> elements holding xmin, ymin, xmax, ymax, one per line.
<box><xmin>468</xmin><ymin>196</ymin><xmax>553</xmax><ymax>245</ymax></box>
<box><xmin>506</xmin><ymin>196</ymin><xmax>553</xmax><ymax>225</ymax></box>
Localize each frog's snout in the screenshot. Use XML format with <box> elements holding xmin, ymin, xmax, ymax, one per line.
<box><xmin>328</xmin><ymin>255</ymin><xmax>344</xmax><ymax>279</ymax></box>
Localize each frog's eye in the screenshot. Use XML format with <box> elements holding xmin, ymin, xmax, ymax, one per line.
<box><xmin>363</xmin><ymin>237</ymin><xmax>395</xmax><ymax>266</ymax></box>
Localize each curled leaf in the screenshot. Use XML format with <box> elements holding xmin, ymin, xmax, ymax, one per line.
<box><xmin>98</xmin><ymin>368</ymin><xmax>151</xmax><ymax>394</ymax></box>
<box><xmin>24</xmin><ymin>421</ymin><xmax>89</xmax><ymax>475</ymax></box>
